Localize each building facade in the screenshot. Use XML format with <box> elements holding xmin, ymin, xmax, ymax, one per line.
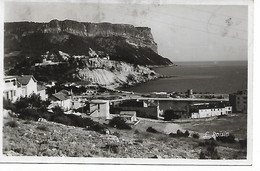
<box><xmin>4</xmin><ymin>75</ymin><xmax>47</xmax><ymax>102</ymax></box>
<box><xmin>89</xmin><ymin>100</ymin><xmax>110</xmax><ymax>119</ymax></box>
<box><xmin>49</xmin><ymin>90</ymin><xmax>72</xmax><ymax>111</ymax></box>
<box><xmin>229</xmin><ymin>89</ymin><xmax>247</xmax><ymax>113</ymax></box>
<box><xmin>191</xmin><ymin>105</ymin><xmax>232</xmax><ymax>119</ymax></box>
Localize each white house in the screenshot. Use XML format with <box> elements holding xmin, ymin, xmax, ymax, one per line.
<box><xmin>89</xmin><ymin>100</ymin><xmax>110</xmax><ymax>119</ymax></box>
<box><xmin>17</xmin><ymin>75</ymin><xmax>38</xmax><ymax>97</ymax></box>
<box><xmin>3</xmin><ymin>76</ymin><xmax>22</xmax><ymax>102</ymax></box>
<box><xmin>3</xmin><ymin>75</ymin><xmax>47</xmax><ymax>102</ymax></box>
<box><xmin>49</xmin><ymin>90</ymin><xmax>72</xmax><ymax>111</ymax></box>
<box><xmin>191</xmin><ymin>105</ymin><xmax>232</xmax><ymax>119</ymax></box>
<box><xmin>119</xmin><ymin>111</ymin><xmax>137</xmax><ymax>122</ymax></box>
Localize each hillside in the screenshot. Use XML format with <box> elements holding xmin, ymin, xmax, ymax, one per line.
<box><xmin>3</xmin><ymin>116</ymin><xmax>246</xmax><ymax>159</ymax></box>
<box><xmin>4</xmin><ymin>20</ymin><xmax>172</xmax><ymax>70</ymax></box>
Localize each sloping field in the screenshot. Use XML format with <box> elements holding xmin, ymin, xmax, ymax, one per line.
<box><xmin>3</xmin><ymin>117</ymin><xmax>246</xmax><ymax>159</ymax></box>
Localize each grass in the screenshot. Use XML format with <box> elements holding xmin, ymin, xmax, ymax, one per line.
<box><xmin>179</xmin><ymin>113</ymin><xmax>247</xmax><ymax>139</ymax></box>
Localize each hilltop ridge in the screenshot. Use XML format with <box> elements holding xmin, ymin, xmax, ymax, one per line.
<box><xmin>4</xmin><ymin>20</ymin><xmax>172</xmax><ymax>66</ymax></box>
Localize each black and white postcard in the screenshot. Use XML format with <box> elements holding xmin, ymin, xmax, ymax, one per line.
<box><xmin>0</xmin><ymin>0</ymin><xmax>254</xmax><ymax>166</ymax></box>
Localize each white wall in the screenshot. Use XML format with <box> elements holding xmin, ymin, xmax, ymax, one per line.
<box><xmin>37</xmin><ymin>89</ymin><xmax>47</xmax><ymax>101</ymax></box>
<box><xmin>90</xmin><ymin>101</ymin><xmax>110</xmax><ymax>119</ymax></box>
<box><xmin>25</xmin><ymin>78</ymin><xmax>38</xmax><ymax>96</ymax></box>
<box><xmin>191</xmin><ymin>106</ymin><xmax>232</xmax><ymax>119</ymax></box>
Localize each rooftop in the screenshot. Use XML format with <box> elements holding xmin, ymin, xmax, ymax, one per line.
<box><xmin>16</xmin><ymin>75</ymin><xmax>37</xmax><ymax>85</ymax></box>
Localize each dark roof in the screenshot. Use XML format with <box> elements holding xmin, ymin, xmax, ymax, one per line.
<box><xmin>51</xmin><ymin>90</ymin><xmax>70</xmax><ymax>101</ymax></box>
<box><xmin>16</xmin><ymin>75</ymin><xmax>37</xmax><ymax>85</ymax></box>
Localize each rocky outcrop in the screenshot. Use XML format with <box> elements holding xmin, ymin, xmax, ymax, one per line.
<box><xmin>78</xmin><ymin>57</ymin><xmax>159</xmax><ymax>88</ymax></box>
<box><xmin>5</xmin><ymin>20</ymin><xmax>172</xmax><ymax>73</ymax></box>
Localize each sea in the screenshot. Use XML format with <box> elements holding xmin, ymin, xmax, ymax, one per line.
<box><xmin>120</xmin><ymin>61</ymin><xmax>248</xmax><ymax>94</ymax></box>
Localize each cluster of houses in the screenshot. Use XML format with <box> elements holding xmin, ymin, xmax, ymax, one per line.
<box><xmin>4</xmin><ymin>75</ymin><xmax>47</xmax><ymax>102</ymax></box>
<box><xmin>3</xmin><ymin>74</ymin><xmax>247</xmax><ymax>122</ymax></box>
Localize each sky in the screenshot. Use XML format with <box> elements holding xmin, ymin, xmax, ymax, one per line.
<box><xmin>4</xmin><ymin>2</ymin><xmax>248</xmax><ymax>62</ymax></box>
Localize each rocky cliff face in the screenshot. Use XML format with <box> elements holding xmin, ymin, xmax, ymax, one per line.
<box><xmin>5</xmin><ymin>19</ymin><xmax>158</xmax><ymax>53</ymax></box>
<box><xmin>78</xmin><ymin>57</ymin><xmax>159</xmax><ymax>88</ymax></box>
<box><xmin>4</xmin><ymin>20</ymin><xmax>172</xmax><ymax>83</ymax></box>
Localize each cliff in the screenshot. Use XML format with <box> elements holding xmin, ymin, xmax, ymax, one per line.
<box><xmin>78</xmin><ymin>57</ymin><xmax>159</xmax><ymax>88</ymax></box>
<box><xmin>5</xmin><ymin>20</ymin><xmax>172</xmax><ymax>66</ymax></box>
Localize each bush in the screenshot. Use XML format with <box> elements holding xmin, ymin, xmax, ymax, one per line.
<box><xmin>88</xmin><ymin>123</ymin><xmax>107</xmax><ymax>134</ymax></box>
<box><xmin>3</xmin><ymin>98</ymin><xmax>16</xmax><ymax>111</ymax></box>
<box><xmin>199</xmin><ymin>151</ymin><xmax>206</xmax><ymax>159</ymax></box>
<box><xmin>198</xmin><ymin>139</ymin><xmax>220</xmax><ymax>159</ymax></box>
<box><xmin>52</xmin><ymin>115</ymin><xmax>72</xmax><ymax>126</ymax></box>
<box><xmin>169</xmin><ymin>132</ymin><xmax>177</xmax><ymax>138</ymax></box>
<box><xmin>169</xmin><ymin>130</ymin><xmax>189</xmax><ymax>138</ymax></box>
<box><xmin>184</xmin><ymin>130</ymin><xmax>190</xmax><ymax>137</ymax></box>
<box><xmin>109</xmin><ymin>117</ymin><xmax>131</xmax><ymax>130</ymax></box>
<box><xmin>52</xmin><ymin>106</ymin><xmax>64</xmax><ymax>116</ymax></box>
<box><xmin>104</xmin><ymin>144</ymin><xmax>120</xmax><ymax>153</ymax></box>
<box><xmin>146</xmin><ymin>127</ymin><xmax>158</xmax><ymax>133</ymax></box>
<box><xmin>216</xmin><ymin>134</ymin><xmax>236</xmax><ymax>143</ymax></box>
<box><xmin>37</xmin><ymin>125</ymin><xmax>49</xmax><ymax>131</ymax></box>
<box><xmin>134</xmin><ymin>130</ymin><xmax>140</xmax><ymax>134</ymax></box>
<box><xmin>14</xmin><ymin>94</ymin><xmax>48</xmax><ymax>113</ymax></box>
<box><xmin>18</xmin><ymin>108</ymin><xmax>40</xmax><ymax>121</ymax></box>
<box><xmin>192</xmin><ymin>133</ymin><xmax>200</xmax><ymax>139</ymax></box>
<box><xmin>5</xmin><ymin>120</ymin><xmax>18</xmax><ymax>128</ymax></box>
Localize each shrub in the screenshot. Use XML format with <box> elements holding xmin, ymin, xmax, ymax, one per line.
<box><xmin>37</xmin><ymin>125</ymin><xmax>49</xmax><ymax>131</ymax></box>
<box><xmin>146</xmin><ymin>127</ymin><xmax>158</xmax><ymax>133</ymax></box>
<box><xmin>199</xmin><ymin>151</ymin><xmax>206</xmax><ymax>159</ymax></box>
<box><xmin>198</xmin><ymin>139</ymin><xmax>220</xmax><ymax>159</ymax></box>
<box><xmin>134</xmin><ymin>130</ymin><xmax>140</xmax><ymax>134</ymax></box>
<box><xmin>176</xmin><ymin>129</ymin><xmax>183</xmax><ymax>136</ymax></box>
<box><xmin>5</xmin><ymin>120</ymin><xmax>18</xmax><ymax>128</ymax></box>
<box><xmin>169</xmin><ymin>130</ymin><xmax>190</xmax><ymax>138</ymax></box>
<box><xmin>184</xmin><ymin>130</ymin><xmax>190</xmax><ymax>137</ymax></box>
<box><xmin>14</xmin><ymin>93</ymin><xmax>48</xmax><ymax>113</ymax></box>
<box><xmin>88</xmin><ymin>123</ymin><xmax>107</xmax><ymax>134</ymax></box>
<box><xmin>216</xmin><ymin>134</ymin><xmax>236</xmax><ymax>143</ymax></box>
<box><xmin>109</xmin><ymin>117</ymin><xmax>132</xmax><ymax>130</ymax></box>
<box><xmin>52</xmin><ymin>115</ymin><xmax>72</xmax><ymax>126</ymax></box>
<box><xmin>192</xmin><ymin>133</ymin><xmax>200</xmax><ymax>139</ymax></box>
<box><xmin>104</xmin><ymin>144</ymin><xmax>120</xmax><ymax>154</ymax></box>
<box><xmin>3</xmin><ymin>98</ymin><xmax>16</xmax><ymax>111</ymax></box>
<box><xmin>169</xmin><ymin>132</ymin><xmax>177</xmax><ymax>138</ymax></box>
<box><xmin>18</xmin><ymin>108</ymin><xmax>40</xmax><ymax>121</ymax></box>
<box><xmin>52</xmin><ymin>106</ymin><xmax>64</xmax><ymax>116</ymax></box>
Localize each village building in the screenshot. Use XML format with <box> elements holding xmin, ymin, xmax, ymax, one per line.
<box><xmin>190</xmin><ymin>103</ymin><xmax>232</xmax><ymax>119</ymax></box>
<box><xmin>3</xmin><ymin>75</ymin><xmax>47</xmax><ymax>102</ymax></box>
<box><xmin>49</xmin><ymin>90</ymin><xmax>72</xmax><ymax>111</ymax></box>
<box><xmin>89</xmin><ymin>100</ymin><xmax>110</xmax><ymax>119</ymax></box>
<box><xmin>229</xmin><ymin>89</ymin><xmax>247</xmax><ymax>113</ymax></box>
<box><xmin>118</xmin><ymin>111</ymin><xmax>137</xmax><ymax>122</ymax></box>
